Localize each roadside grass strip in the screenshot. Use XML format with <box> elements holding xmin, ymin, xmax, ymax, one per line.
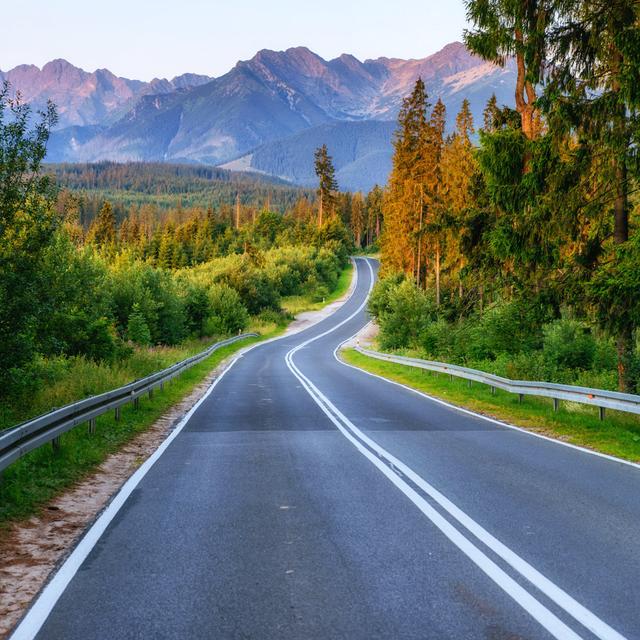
<box><xmin>341</xmin><ymin>349</ymin><xmax>640</xmax><ymax>465</ymax></box>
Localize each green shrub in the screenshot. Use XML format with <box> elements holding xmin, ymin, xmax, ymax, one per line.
<box><xmin>183</xmin><ymin>284</ymin><xmax>211</xmax><ymax>337</ymax></box>
<box><xmin>206</xmin><ymin>284</ymin><xmax>249</xmax><ymax>335</ymax></box>
<box><xmin>542</xmin><ymin>319</ymin><xmax>596</xmax><ymax>371</ymax></box>
<box><xmin>127</xmin><ymin>304</ymin><xmax>152</xmax><ymax>346</ymax></box>
<box><xmin>368</xmin><ymin>273</ymin><xmax>405</xmax><ymax>319</ymax></box>
<box><xmin>378</xmin><ymin>280</ymin><xmax>436</xmax><ymax>350</ymax></box>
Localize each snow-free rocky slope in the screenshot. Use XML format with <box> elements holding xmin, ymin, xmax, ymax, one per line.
<box><xmin>3</xmin><ymin>43</ymin><xmax>516</xmax><ymax>190</ymax></box>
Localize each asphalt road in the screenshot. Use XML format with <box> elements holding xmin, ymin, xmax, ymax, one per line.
<box><xmin>15</xmin><ymin>258</ymin><xmax>639</xmax><ymax>640</ymax></box>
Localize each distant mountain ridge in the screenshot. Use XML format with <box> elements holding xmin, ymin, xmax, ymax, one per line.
<box><xmin>2</xmin><ymin>43</ymin><xmax>516</xmax><ymax>190</ymax></box>
<box><xmin>0</xmin><ymin>59</ymin><xmax>211</xmax><ymax>127</ymax></box>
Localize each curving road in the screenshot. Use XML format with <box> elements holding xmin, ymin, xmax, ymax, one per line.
<box><xmin>13</xmin><ymin>258</ymin><xmax>640</xmax><ymax>640</ymax></box>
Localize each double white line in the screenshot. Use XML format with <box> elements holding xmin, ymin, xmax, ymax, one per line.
<box><xmin>285</xmin><ymin>257</ymin><xmax>626</xmax><ymax>640</ymax></box>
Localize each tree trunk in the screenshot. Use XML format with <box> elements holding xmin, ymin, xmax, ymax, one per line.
<box><xmin>617</xmin><ymin>327</ymin><xmax>633</xmax><ymax>392</ymax></box>
<box><xmin>318</xmin><ymin>192</ymin><xmax>323</xmax><ymax>228</ymax></box>
<box><xmin>513</xmin><ymin>32</ymin><xmax>539</xmax><ymax>144</ymax></box>
<box><xmin>611</xmin><ymin>47</ymin><xmax>632</xmax><ymax>391</ymax></box>
<box><xmin>613</xmin><ymin>152</ymin><xmax>628</xmax><ymax>245</ymax></box>
<box><xmin>435</xmin><ymin>243</ymin><xmax>441</xmax><ymax>307</ymax></box>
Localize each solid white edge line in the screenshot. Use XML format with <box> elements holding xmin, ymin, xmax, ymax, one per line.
<box><xmin>284</xmin><ymin>325</ymin><xmax>582</xmax><ymax>637</ymax></box>
<box><xmin>10</xmin><ymin>260</ymin><xmax>362</xmax><ymax>640</ymax></box>
<box><xmin>287</xmin><ymin>257</ymin><xmax>626</xmax><ymax>640</ymax></box>
<box><xmin>10</xmin><ymin>352</ymin><xmax>241</xmax><ymax>640</ymax></box>
<box><xmin>340</xmin><ymin>303</ymin><xmax>640</xmax><ymax>470</ymax></box>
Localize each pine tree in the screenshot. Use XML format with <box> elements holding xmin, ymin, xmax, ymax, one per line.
<box><xmin>87</xmin><ymin>201</ymin><xmax>116</xmax><ymax>248</ymax></box>
<box><xmin>382</xmin><ymin>78</ymin><xmax>431</xmax><ymax>279</ymax></box>
<box><xmin>127</xmin><ymin>303</ymin><xmax>151</xmax><ymax>346</ymax></box>
<box><xmin>157</xmin><ymin>224</ymin><xmax>176</xmax><ymax>269</ymax></box>
<box><xmin>350</xmin><ymin>192</ymin><xmax>366</xmax><ymax>248</ymax></box>
<box><xmin>314</xmin><ymin>144</ymin><xmax>338</xmax><ymax>226</ymax></box>
<box><xmin>425</xmin><ymin>98</ymin><xmax>447</xmax><ymax>302</ymax></box>
<box><xmin>440</xmin><ymin>100</ymin><xmax>477</xmax><ymax>299</ymax></box>
<box><xmin>542</xmin><ymin>0</ymin><xmax>640</xmax><ymax>390</ymax></box>
<box><xmin>365</xmin><ymin>185</ymin><xmax>384</xmax><ymax>245</ymax></box>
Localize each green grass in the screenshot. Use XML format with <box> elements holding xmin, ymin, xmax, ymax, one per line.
<box><xmin>342</xmin><ymin>348</ymin><xmax>640</xmax><ymax>464</ymax></box>
<box><xmin>0</xmin><ymin>336</ymin><xmax>263</xmax><ymax>525</ymax></box>
<box><xmin>0</xmin><ymin>339</ymin><xmax>233</xmax><ymax>431</ymax></box>
<box><xmin>281</xmin><ymin>262</ymin><xmax>353</xmax><ymax>315</ymax></box>
<box><xmin>0</xmin><ymin>265</ymin><xmax>354</xmax><ymax>527</ymax></box>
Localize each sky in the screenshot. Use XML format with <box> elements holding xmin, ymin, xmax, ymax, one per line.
<box><xmin>1</xmin><ymin>0</ymin><xmax>469</xmax><ymax>80</ymax></box>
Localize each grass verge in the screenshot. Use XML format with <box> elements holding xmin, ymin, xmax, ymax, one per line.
<box><xmin>0</xmin><ymin>336</ymin><xmax>261</xmax><ymax>525</ymax></box>
<box><xmin>0</xmin><ymin>264</ymin><xmax>353</xmax><ymax>526</ymax></box>
<box><xmin>281</xmin><ymin>262</ymin><xmax>353</xmax><ymax>315</ymax></box>
<box><xmin>341</xmin><ymin>348</ymin><xmax>640</xmax><ymax>464</ymax></box>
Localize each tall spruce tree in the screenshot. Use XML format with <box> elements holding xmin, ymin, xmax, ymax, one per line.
<box><xmin>542</xmin><ymin>0</ymin><xmax>640</xmax><ymax>390</ymax></box>
<box><xmin>381</xmin><ymin>78</ymin><xmax>431</xmax><ymax>279</ymax></box>
<box><xmin>87</xmin><ymin>201</ymin><xmax>116</xmax><ymax>248</ymax></box>
<box><xmin>440</xmin><ymin>100</ymin><xmax>477</xmax><ymax>299</ymax></box>
<box><xmin>350</xmin><ymin>192</ymin><xmax>366</xmax><ymax>248</ymax></box>
<box><xmin>314</xmin><ymin>144</ymin><xmax>338</xmax><ymax>227</ymax></box>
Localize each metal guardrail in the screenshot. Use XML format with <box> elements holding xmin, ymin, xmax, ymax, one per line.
<box><xmin>0</xmin><ymin>333</ymin><xmax>257</xmax><ymax>473</ymax></box>
<box><xmin>354</xmin><ymin>346</ymin><xmax>640</xmax><ymax>420</ymax></box>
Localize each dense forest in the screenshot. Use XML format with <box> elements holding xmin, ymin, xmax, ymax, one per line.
<box><xmin>46</xmin><ymin>161</ymin><xmax>313</xmax><ymax>227</ymax></box>
<box><xmin>374</xmin><ymin>0</ymin><xmax>640</xmax><ymax>393</ymax></box>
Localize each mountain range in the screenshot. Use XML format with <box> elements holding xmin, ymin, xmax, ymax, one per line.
<box><xmin>1</xmin><ymin>43</ymin><xmax>516</xmax><ymax>191</ymax></box>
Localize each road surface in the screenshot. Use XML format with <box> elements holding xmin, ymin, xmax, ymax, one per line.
<box><xmin>13</xmin><ymin>258</ymin><xmax>639</xmax><ymax>639</ymax></box>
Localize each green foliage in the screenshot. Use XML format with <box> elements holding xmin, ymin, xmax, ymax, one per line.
<box><xmin>127</xmin><ymin>304</ymin><xmax>152</xmax><ymax>346</ymax></box>
<box><xmin>205</xmin><ymin>284</ymin><xmax>249</xmax><ymax>335</ymax></box>
<box><xmin>183</xmin><ymin>285</ymin><xmax>212</xmax><ymax>338</ymax></box>
<box><xmin>48</xmin><ymin>161</ymin><xmax>311</xmax><ymax>216</ymax></box>
<box><xmin>369</xmin><ymin>275</ymin><xmax>625</xmax><ymax>389</ymax></box>
<box><xmin>375</xmin><ymin>279</ymin><xmax>437</xmax><ymax>350</ymax></box>
<box><xmin>314</xmin><ymin>144</ymin><xmax>339</xmax><ymax>220</ymax></box>
<box><xmin>542</xmin><ymin>320</ymin><xmax>596</xmax><ymax>372</ymax></box>
<box><xmin>0</xmin><ymin>85</ymin><xmax>59</xmax><ymax>384</ymax></box>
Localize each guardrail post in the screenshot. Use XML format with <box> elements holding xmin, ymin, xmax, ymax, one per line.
<box><xmin>115</xmin><ymin>406</ymin><xmax>121</xmax><ymax>421</ymax></box>
<box><xmin>553</xmin><ymin>398</ymin><xmax>559</xmax><ymax>412</ymax></box>
<box><xmin>87</xmin><ymin>418</ymin><xmax>96</xmax><ymax>435</ymax></box>
<box><xmin>491</xmin><ymin>386</ymin><xmax>496</xmax><ymax>395</ymax></box>
<box><xmin>52</xmin><ymin>436</ymin><xmax>61</xmax><ymax>452</ymax></box>
<box><xmin>449</xmin><ymin>374</ymin><xmax>453</xmax><ymax>382</ymax></box>
<box><xmin>599</xmin><ymin>406</ymin><xmax>606</xmax><ymax>421</ymax></box>
<box><xmin>148</xmin><ymin>388</ymin><xmax>154</xmax><ymax>400</ymax></box>
<box><xmin>133</xmin><ymin>397</ymin><xmax>140</xmax><ymax>410</ymax></box>
<box><xmin>160</xmin><ymin>382</ymin><xmax>164</xmax><ymax>392</ymax></box>
<box><xmin>467</xmin><ymin>380</ymin><xmax>472</xmax><ymax>389</ymax></box>
<box><xmin>518</xmin><ymin>394</ymin><xmax>523</xmax><ymax>404</ymax></box>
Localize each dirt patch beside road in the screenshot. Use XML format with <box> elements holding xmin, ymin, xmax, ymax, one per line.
<box><xmin>0</xmin><ymin>356</ymin><xmax>230</xmax><ymax>639</ymax></box>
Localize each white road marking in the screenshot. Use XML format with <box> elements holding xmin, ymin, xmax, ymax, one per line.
<box><xmin>10</xmin><ymin>351</ymin><xmax>242</xmax><ymax>640</ymax></box>
<box><xmin>285</xmin><ymin>257</ymin><xmax>627</xmax><ymax>640</ymax></box>
<box><xmin>9</xmin><ymin>262</ymin><xmax>363</xmax><ymax>640</ymax></box>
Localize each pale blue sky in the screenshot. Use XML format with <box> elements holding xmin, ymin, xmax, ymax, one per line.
<box><xmin>2</xmin><ymin>0</ymin><xmax>469</xmax><ymax>80</ymax></box>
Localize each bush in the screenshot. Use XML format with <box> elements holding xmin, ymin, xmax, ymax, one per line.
<box><xmin>378</xmin><ymin>280</ymin><xmax>436</xmax><ymax>350</ymax></box>
<box><xmin>183</xmin><ymin>284</ymin><xmax>211</xmax><ymax>337</ymax></box>
<box><xmin>542</xmin><ymin>319</ymin><xmax>596</xmax><ymax>371</ymax></box>
<box><xmin>368</xmin><ymin>273</ymin><xmax>405</xmax><ymax>319</ymax></box>
<box><xmin>127</xmin><ymin>304</ymin><xmax>152</xmax><ymax>346</ymax></box>
<box><xmin>205</xmin><ymin>284</ymin><xmax>249</xmax><ymax>335</ymax></box>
